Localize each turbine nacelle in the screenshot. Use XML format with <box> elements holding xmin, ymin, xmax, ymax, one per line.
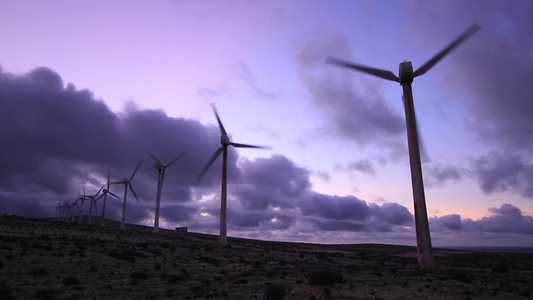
<box><xmin>399</xmin><ymin>61</ymin><xmax>414</xmax><ymax>85</ymax></box>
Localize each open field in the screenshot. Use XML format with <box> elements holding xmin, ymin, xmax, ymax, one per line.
<box><xmin>1</xmin><ymin>215</ymin><xmax>532</xmax><ymax>299</ymax></box>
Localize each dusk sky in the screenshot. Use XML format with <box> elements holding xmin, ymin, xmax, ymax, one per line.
<box><xmin>1</xmin><ymin>0</ymin><xmax>532</xmax><ymax>247</ymax></box>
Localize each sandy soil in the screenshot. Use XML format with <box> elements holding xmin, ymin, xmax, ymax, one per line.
<box><xmin>0</xmin><ymin>215</ymin><xmax>532</xmax><ymax>300</ymax></box>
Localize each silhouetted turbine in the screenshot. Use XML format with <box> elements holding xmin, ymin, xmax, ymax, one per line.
<box><xmin>197</xmin><ymin>104</ymin><xmax>270</xmax><ymax>245</ymax></box>
<box><xmin>96</xmin><ymin>172</ymin><xmax>120</xmax><ymax>227</ymax></box>
<box><xmin>149</xmin><ymin>151</ymin><xmax>186</xmax><ymax>233</ymax></box>
<box><xmin>78</xmin><ymin>190</ymin><xmax>88</xmax><ymax>224</ymax></box>
<box><xmin>111</xmin><ymin>162</ymin><xmax>141</xmax><ymax>230</ymax></box>
<box><xmin>85</xmin><ymin>187</ymin><xmax>103</xmax><ymax>225</ymax></box>
<box><xmin>326</xmin><ymin>24</ymin><xmax>480</xmax><ymax>266</ymax></box>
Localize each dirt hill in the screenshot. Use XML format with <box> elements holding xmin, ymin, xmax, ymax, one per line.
<box><xmin>1</xmin><ymin>215</ymin><xmax>532</xmax><ymax>299</ymax></box>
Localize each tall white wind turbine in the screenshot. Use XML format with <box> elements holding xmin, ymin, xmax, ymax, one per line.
<box><xmin>149</xmin><ymin>151</ymin><xmax>186</xmax><ymax>233</ymax></box>
<box><xmin>197</xmin><ymin>104</ymin><xmax>270</xmax><ymax>245</ymax></box>
<box><xmin>326</xmin><ymin>24</ymin><xmax>480</xmax><ymax>266</ymax></box>
<box><xmin>96</xmin><ymin>172</ymin><xmax>120</xmax><ymax>227</ymax></box>
<box><xmin>111</xmin><ymin>162</ymin><xmax>141</xmax><ymax>230</ymax></box>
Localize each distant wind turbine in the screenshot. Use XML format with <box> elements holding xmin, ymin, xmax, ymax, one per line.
<box><xmin>78</xmin><ymin>190</ymin><xmax>88</xmax><ymax>224</ymax></box>
<box><xmin>69</xmin><ymin>199</ymin><xmax>78</xmax><ymax>223</ymax></box>
<box><xmin>111</xmin><ymin>162</ymin><xmax>141</xmax><ymax>230</ymax></box>
<box><xmin>96</xmin><ymin>173</ymin><xmax>120</xmax><ymax>227</ymax></box>
<box><xmin>85</xmin><ymin>187</ymin><xmax>103</xmax><ymax>225</ymax></box>
<box><xmin>326</xmin><ymin>24</ymin><xmax>480</xmax><ymax>266</ymax></box>
<box><xmin>149</xmin><ymin>151</ymin><xmax>186</xmax><ymax>233</ymax></box>
<box><xmin>197</xmin><ymin>104</ymin><xmax>270</xmax><ymax>245</ymax></box>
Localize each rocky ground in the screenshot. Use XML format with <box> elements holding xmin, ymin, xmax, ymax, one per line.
<box><xmin>0</xmin><ymin>215</ymin><xmax>532</xmax><ymax>299</ymax></box>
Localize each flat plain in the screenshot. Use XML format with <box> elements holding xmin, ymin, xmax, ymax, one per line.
<box><xmin>0</xmin><ymin>215</ymin><xmax>532</xmax><ymax>299</ymax></box>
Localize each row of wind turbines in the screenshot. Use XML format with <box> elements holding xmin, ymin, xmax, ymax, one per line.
<box><xmin>55</xmin><ymin>24</ymin><xmax>480</xmax><ymax>266</ymax></box>
<box><xmin>55</xmin><ymin>104</ymin><xmax>268</xmax><ymax>240</ymax></box>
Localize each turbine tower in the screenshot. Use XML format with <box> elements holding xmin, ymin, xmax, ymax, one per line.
<box><xmin>96</xmin><ymin>172</ymin><xmax>120</xmax><ymax>227</ymax></box>
<box><xmin>78</xmin><ymin>191</ymin><xmax>88</xmax><ymax>224</ymax></box>
<box><xmin>85</xmin><ymin>187</ymin><xmax>103</xmax><ymax>225</ymax></box>
<box><xmin>69</xmin><ymin>199</ymin><xmax>78</xmax><ymax>223</ymax></box>
<box><xmin>111</xmin><ymin>162</ymin><xmax>141</xmax><ymax>230</ymax></box>
<box><xmin>326</xmin><ymin>24</ymin><xmax>480</xmax><ymax>266</ymax></box>
<box><xmin>149</xmin><ymin>151</ymin><xmax>186</xmax><ymax>233</ymax></box>
<box><xmin>197</xmin><ymin>104</ymin><xmax>270</xmax><ymax>245</ymax></box>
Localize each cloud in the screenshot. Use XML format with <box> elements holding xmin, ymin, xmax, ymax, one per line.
<box><xmin>431</xmin><ymin>204</ymin><xmax>533</xmax><ymax>235</ymax></box>
<box><xmin>469</xmin><ymin>151</ymin><xmax>533</xmax><ymax>198</ymax></box>
<box><xmin>1</xmin><ymin>66</ymin><xmax>532</xmax><ymax>246</ymax></box>
<box><xmin>424</xmin><ymin>164</ymin><xmax>463</xmax><ymax>187</ymax></box>
<box><xmin>232</xmin><ymin>154</ymin><xmax>310</xmax><ymax>210</ymax></box>
<box><xmin>0</xmin><ymin>66</ymin><xmax>239</xmax><ymax>224</ymax></box>
<box><xmin>294</xmin><ymin>31</ymin><xmax>405</xmax><ymax>151</ymax></box>
<box><xmin>233</xmin><ymin>63</ymin><xmax>282</xmax><ymax>100</ymax></box>
<box><xmin>347</xmin><ymin>158</ymin><xmax>376</xmax><ymax>175</ymax></box>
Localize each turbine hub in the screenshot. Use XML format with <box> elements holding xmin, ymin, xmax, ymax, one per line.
<box><xmin>220</xmin><ymin>134</ymin><xmax>229</xmax><ymax>145</ymax></box>
<box><xmin>399</xmin><ymin>61</ymin><xmax>414</xmax><ymax>85</ymax></box>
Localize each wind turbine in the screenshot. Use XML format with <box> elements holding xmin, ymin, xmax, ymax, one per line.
<box><xmin>96</xmin><ymin>172</ymin><xmax>121</xmax><ymax>227</ymax></box>
<box><xmin>149</xmin><ymin>151</ymin><xmax>186</xmax><ymax>233</ymax></box>
<box><xmin>85</xmin><ymin>187</ymin><xmax>103</xmax><ymax>225</ymax></box>
<box><xmin>69</xmin><ymin>199</ymin><xmax>78</xmax><ymax>223</ymax></box>
<box><xmin>197</xmin><ymin>104</ymin><xmax>270</xmax><ymax>245</ymax></box>
<box><xmin>78</xmin><ymin>191</ymin><xmax>88</xmax><ymax>224</ymax></box>
<box><xmin>111</xmin><ymin>162</ymin><xmax>141</xmax><ymax>230</ymax></box>
<box><xmin>326</xmin><ymin>24</ymin><xmax>480</xmax><ymax>266</ymax></box>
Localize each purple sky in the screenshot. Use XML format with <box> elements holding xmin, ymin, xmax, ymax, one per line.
<box><xmin>0</xmin><ymin>0</ymin><xmax>532</xmax><ymax>247</ymax></box>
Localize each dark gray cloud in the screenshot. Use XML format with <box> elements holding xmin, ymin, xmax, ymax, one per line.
<box><xmin>469</xmin><ymin>152</ymin><xmax>533</xmax><ymax>198</ymax></box>
<box><xmin>232</xmin><ymin>154</ymin><xmax>310</xmax><ymax>210</ymax></box>
<box><xmin>425</xmin><ymin>164</ymin><xmax>463</xmax><ymax>188</ymax></box>
<box><xmin>0</xmin><ymin>66</ymin><xmax>237</xmax><ymax>223</ymax></box>
<box><xmin>295</xmin><ymin>32</ymin><xmax>405</xmax><ymax>150</ymax></box>
<box><xmin>431</xmin><ymin>204</ymin><xmax>533</xmax><ymax>235</ymax></box>
<box><xmin>347</xmin><ymin>158</ymin><xmax>376</xmax><ymax>175</ymax></box>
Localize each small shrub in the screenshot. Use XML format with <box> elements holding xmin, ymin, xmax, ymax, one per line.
<box><xmin>264</xmin><ymin>283</ymin><xmax>286</xmax><ymax>300</ymax></box>
<box><xmin>30</xmin><ymin>268</ymin><xmax>48</xmax><ymax>276</ymax></box>
<box><xmin>34</xmin><ymin>289</ymin><xmax>56</xmax><ymax>300</ymax></box>
<box><xmin>62</xmin><ymin>276</ymin><xmax>80</xmax><ymax>287</ymax></box>
<box><xmin>167</xmin><ymin>274</ymin><xmax>186</xmax><ymax>284</ymax></box>
<box><xmin>492</xmin><ymin>261</ymin><xmax>509</xmax><ymax>273</ymax></box>
<box><xmin>448</xmin><ymin>270</ymin><xmax>471</xmax><ymax>283</ymax></box>
<box><xmin>0</xmin><ymin>285</ymin><xmax>16</xmax><ymax>300</ymax></box>
<box><xmin>309</xmin><ymin>269</ymin><xmax>343</xmax><ymax>286</ymax></box>
<box><xmin>130</xmin><ymin>271</ymin><xmax>149</xmax><ymax>280</ymax></box>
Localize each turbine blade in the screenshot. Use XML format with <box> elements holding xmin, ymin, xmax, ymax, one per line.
<box><xmin>109</xmin><ymin>191</ymin><xmax>121</xmax><ymax>199</ymax></box>
<box><xmin>230</xmin><ymin>142</ymin><xmax>271</xmax><ymax>149</ymax></box>
<box><xmin>166</xmin><ymin>151</ymin><xmax>186</xmax><ymax>167</ymax></box>
<box><xmin>414</xmin><ymin>24</ymin><xmax>481</xmax><ymax>77</ymax></box>
<box><xmin>326</xmin><ymin>56</ymin><xmax>399</xmax><ymax>82</ymax></box>
<box><xmin>110</xmin><ymin>181</ymin><xmax>122</xmax><ymax>185</ymax></box>
<box><xmin>129</xmin><ymin>161</ymin><xmax>142</xmax><ymax>181</ymax></box>
<box><xmin>148</xmin><ymin>152</ymin><xmax>162</xmax><ymax>165</ymax></box>
<box><xmin>211</xmin><ymin>103</ymin><xmax>227</xmax><ymax>136</ymax></box>
<box><xmin>95</xmin><ymin>186</ymin><xmax>104</xmax><ymax>197</ymax></box>
<box><xmin>197</xmin><ymin>147</ymin><xmax>223</xmax><ymax>180</ymax></box>
<box><xmin>96</xmin><ymin>194</ymin><xmax>104</xmax><ymax>200</ymax></box>
<box><xmin>107</xmin><ymin>172</ymin><xmax>110</xmax><ymax>189</ymax></box>
<box><xmin>129</xmin><ymin>184</ymin><xmax>140</xmax><ymax>202</ymax></box>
